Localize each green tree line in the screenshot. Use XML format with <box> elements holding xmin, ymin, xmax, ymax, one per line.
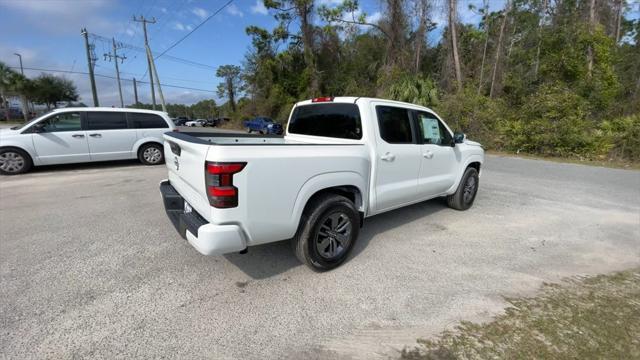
<box><xmin>219</xmin><ymin>0</ymin><xmax>639</xmax><ymax>162</ymax></box>
<box><xmin>0</xmin><ymin>63</ymin><xmax>79</xmax><ymax>121</ymax></box>
<box><xmin>132</xmin><ymin>99</ymin><xmax>219</xmax><ymax>119</ymax></box>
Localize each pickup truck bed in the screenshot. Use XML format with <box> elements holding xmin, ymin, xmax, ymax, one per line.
<box><xmin>163</xmin><ymin>130</ymin><xmax>370</xmax><ymax>258</ymax></box>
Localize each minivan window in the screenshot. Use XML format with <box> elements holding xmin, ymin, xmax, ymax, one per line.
<box><xmin>288</xmin><ymin>103</ymin><xmax>362</xmax><ymax>140</ymax></box>
<box><xmin>38</xmin><ymin>112</ymin><xmax>82</xmax><ymax>132</ymax></box>
<box><xmin>87</xmin><ymin>112</ymin><xmax>128</xmax><ymax>130</ymax></box>
<box><xmin>128</xmin><ymin>113</ymin><xmax>169</xmax><ymax>129</ymax></box>
<box><xmin>376</xmin><ymin>106</ymin><xmax>413</xmax><ymax>144</ymax></box>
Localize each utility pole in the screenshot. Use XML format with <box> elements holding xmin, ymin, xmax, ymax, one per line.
<box><xmin>104</xmin><ymin>38</ymin><xmax>126</xmax><ymax>108</ymax></box>
<box><xmin>145</xmin><ymin>45</ymin><xmax>167</xmax><ymax>112</ymax></box>
<box><xmin>133</xmin><ymin>77</ymin><xmax>139</xmax><ymax>105</ymax></box>
<box><xmin>81</xmin><ymin>28</ymin><xmax>99</xmax><ymax>106</ymax></box>
<box><xmin>13</xmin><ymin>53</ymin><xmax>23</xmax><ymax>75</ymax></box>
<box><xmin>133</xmin><ymin>15</ymin><xmax>157</xmax><ymax>110</ymax></box>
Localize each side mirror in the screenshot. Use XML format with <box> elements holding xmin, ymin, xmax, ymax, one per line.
<box><xmin>454</xmin><ymin>132</ymin><xmax>466</xmax><ymax>144</ymax></box>
<box><xmin>32</xmin><ymin>122</ymin><xmax>46</xmax><ymax>133</ymax></box>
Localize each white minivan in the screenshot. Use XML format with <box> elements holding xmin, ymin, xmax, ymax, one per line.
<box><xmin>0</xmin><ymin>107</ymin><xmax>175</xmax><ymax>175</ymax></box>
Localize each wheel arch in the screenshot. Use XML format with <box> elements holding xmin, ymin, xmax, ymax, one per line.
<box><xmin>289</xmin><ymin>172</ymin><xmax>367</xmax><ymax>236</ymax></box>
<box><xmin>447</xmin><ymin>155</ymin><xmax>483</xmax><ymax>195</ymax></box>
<box><xmin>0</xmin><ymin>145</ymin><xmax>36</xmax><ymax>164</ymax></box>
<box><xmin>133</xmin><ymin>139</ymin><xmax>164</xmax><ymax>157</ymax></box>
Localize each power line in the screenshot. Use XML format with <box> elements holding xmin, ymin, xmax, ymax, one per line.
<box><xmin>89</xmin><ymin>33</ymin><xmax>216</xmax><ymax>70</ymax></box>
<box><xmin>11</xmin><ymin>66</ymin><xmax>216</xmax><ymax>93</ymax></box>
<box><xmin>154</xmin><ymin>0</ymin><xmax>234</xmax><ymax>59</ymax></box>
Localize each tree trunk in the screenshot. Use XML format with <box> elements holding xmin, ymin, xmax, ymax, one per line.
<box><xmin>587</xmin><ymin>0</ymin><xmax>596</xmax><ymax>78</ymax></box>
<box><xmin>227</xmin><ymin>78</ymin><xmax>236</xmax><ymax>112</ymax></box>
<box><xmin>414</xmin><ymin>0</ymin><xmax>430</xmax><ymax>74</ymax></box>
<box><xmin>449</xmin><ymin>0</ymin><xmax>463</xmax><ymax>92</ymax></box>
<box><xmin>477</xmin><ymin>0</ymin><xmax>490</xmax><ymax>95</ymax></box>
<box><xmin>614</xmin><ymin>0</ymin><xmax>623</xmax><ymax>44</ymax></box>
<box><xmin>1</xmin><ymin>91</ymin><xmax>8</xmax><ymax>121</ymax></box>
<box><xmin>20</xmin><ymin>95</ymin><xmax>28</xmax><ymax>122</ymax></box>
<box><xmin>298</xmin><ymin>2</ymin><xmax>318</xmax><ymax>96</ymax></box>
<box><xmin>490</xmin><ymin>1</ymin><xmax>510</xmax><ymax>98</ymax></box>
<box><xmin>385</xmin><ymin>0</ymin><xmax>407</xmax><ymax>69</ymax></box>
<box><xmin>533</xmin><ymin>0</ymin><xmax>548</xmax><ymax>79</ymax></box>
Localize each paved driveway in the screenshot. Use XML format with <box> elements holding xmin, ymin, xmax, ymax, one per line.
<box><xmin>1</xmin><ymin>155</ymin><xmax>638</xmax><ymax>359</ymax></box>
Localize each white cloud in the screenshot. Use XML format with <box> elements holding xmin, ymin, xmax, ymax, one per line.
<box><xmin>191</xmin><ymin>7</ymin><xmax>210</xmax><ymax>20</ymax></box>
<box><xmin>173</xmin><ymin>22</ymin><xmax>186</xmax><ymax>31</ymax></box>
<box><xmin>250</xmin><ymin>0</ymin><xmax>268</xmax><ymax>15</ymax></box>
<box><xmin>365</xmin><ymin>11</ymin><xmax>381</xmax><ymax>24</ymax></box>
<box><xmin>0</xmin><ymin>0</ymin><xmax>119</xmax><ymax>34</ymax></box>
<box><xmin>226</xmin><ymin>4</ymin><xmax>244</xmax><ymax>17</ymax></box>
<box><xmin>160</xmin><ymin>7</ymin><xmax>168</xmax><ymax>14</ymax></box>
<box><xmin>186</xmin><ymin>25</ymin><xmax>194</xmax><ymax>31</ymax></box>
<box><xmin>318</xmin><ymin>0</ymin><xmax>343</xmax><ymax>6</ymax></box>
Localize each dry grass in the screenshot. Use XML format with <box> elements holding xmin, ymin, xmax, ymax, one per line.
<box><xmin>402</xmin><ymin>269</ymin><xmax>640</xmax><ymax>360</ymax></box>
<box><xmin>487</xmin><ymin>150</ymin><xmax>640</xmax><ymax>170</ymax></box>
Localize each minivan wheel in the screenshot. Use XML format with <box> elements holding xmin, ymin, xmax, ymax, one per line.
<box><xmin>447</xmin><ymin>167</ymin><xmax>479</xmax><ymax>210</ymax></box>
<box><xmin>138</xmin><ymin>143</ymin><xmax>164</xmax><ymax>165</ymax></box>
<box><xmin>0</xmin><ymin>148</ymin><xmax>32</xmax><ymax>175</ymax></box>
<box><xmin>292</xmin><ymin>193</ymin><xmax>360</xmax><ymax>272</ymax></box>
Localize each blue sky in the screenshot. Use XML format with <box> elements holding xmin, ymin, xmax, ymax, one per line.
<box><xmin>1</xmin><ymin>0</ymin><xmax>635</xmax><ymax>107</ymax></box>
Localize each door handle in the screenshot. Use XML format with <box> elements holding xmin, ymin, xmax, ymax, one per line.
<box><xmin>381</xmin><ymin>152</ymin><xmax>396</xmax><ymax>162</ymax></box>
<box><xmin>423</xmin><ymin>151</ymin><xmax>434</xmax><ymax>159</ymax></box>
<box><xmin>72</xmin><ymin>134</ymin><xmax>85</xmax><ymax>138</ymax></box>
<box><xmin>89</xmin><ymin>133</ymin><xmax>102</xmax><ymax>138</ymax></box>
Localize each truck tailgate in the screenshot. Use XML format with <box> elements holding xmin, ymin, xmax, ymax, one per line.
<box><xmin>163</xmin><ymin>135</ymin><xmax>212</xmax><ymax>221</ymax></box>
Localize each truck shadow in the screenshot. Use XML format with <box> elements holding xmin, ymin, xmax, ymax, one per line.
<box><xmin>223</xmin><ymin>198</ymin><xmax>447</xmax><ymax>280</ymax></box>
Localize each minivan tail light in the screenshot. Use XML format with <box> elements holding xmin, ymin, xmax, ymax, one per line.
<box><xmin>205</xmin><ymin>161</ymin><xmax>246</xmax><ymax>208</ymax></box>
<box><xmin>311</xmin><ymin>97</ymin><xmax>334</xmax><ymax>103</ymax></box>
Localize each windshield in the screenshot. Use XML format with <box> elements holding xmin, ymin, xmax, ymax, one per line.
<box><xmin>288</xmin><ymin>103</ymin><xmax>362</xmax><ymax>140</ymax></box>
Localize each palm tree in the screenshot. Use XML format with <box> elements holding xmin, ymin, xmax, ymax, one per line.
<box><xmin>0</xmin><ymin>62</ymin><xmax>16</xmax><ymax>121</ymax></box>
<box><xmin>9</xmin><ymin>73</ymin><xmax>32</xmax><ymax>122</ymax></box>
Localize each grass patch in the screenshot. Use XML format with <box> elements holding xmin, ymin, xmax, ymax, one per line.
<box><xmin>401</xmin><ymin>269</ymin><xmax>640</xmax><ymax>360</ymax></box>
<box><xmin>487</xmin><ymin>150</ymin><xmax>640</xmax><ymax>170</ymax></box>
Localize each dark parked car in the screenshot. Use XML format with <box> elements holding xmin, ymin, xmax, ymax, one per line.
<box><xmin>204</xmin><ymin>118</ymin><xmax>219</xmax><ymax>127</ymax></box>
<box><xmin>243</xmin><ymin>117</ymin><xmax>283</xmax><ymax>135</ymax></box>
<box><xmin>173</xmin><ymin>116</ymin><xmax>189</xmax><ymax>126</ymax></box>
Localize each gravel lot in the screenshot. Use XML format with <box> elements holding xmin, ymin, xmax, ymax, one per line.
<box><xmin>1</xmin><ymin>154</ymin><xmax>638</xmax><ymax>359</ymax></box>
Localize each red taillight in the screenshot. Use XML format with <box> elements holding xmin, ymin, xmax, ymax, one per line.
<box><xmin>207</xmin><ymin>163</ymin><xmax>245</xmax><ymax>174</ymax></box>
<box><xmin>205</xmin><ymin>161</ymin><xmax>246</xmax><ymax>208</ymax></box>
<box><xmin>311</xmin><ymin>96</ymin><xmax>334</xmax><ymax>103</ymax></box>
<box><xmin>173</xmin><ymin>128</ymin><xmax>180</xmax><ymax>132</ymax></box>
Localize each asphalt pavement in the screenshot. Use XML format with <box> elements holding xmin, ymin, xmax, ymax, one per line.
<box><xmin>1</xmin><ymin>154</ymin><xmax>638</xmax><ymax>359</ymax></box>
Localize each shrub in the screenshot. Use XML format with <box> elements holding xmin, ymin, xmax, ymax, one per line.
<box><xmin>501</xmin><ymin>83</ymin><xmax>597</xmax><ymax>158</ymax></box>
<box><xmin>435</xmin><ymin>87</ymin><xmax>506</xmax><ymax>149</ymax></box>
<box><xmin>596</xmin><ymin>115</ymin><xmax>640</xmax><ymax>161</ymax></box>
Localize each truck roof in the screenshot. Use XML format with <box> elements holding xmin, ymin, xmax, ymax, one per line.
<box><xmin>295</xmin><ymin>97</ymin><xmax>436</xmax><ymax>113</ymax></box>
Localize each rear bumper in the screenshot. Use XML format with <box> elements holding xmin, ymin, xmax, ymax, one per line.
<box><xmin>159</xmin><ymin>180</ymin><xmax>246</xmax><ymax>255</ymax></box>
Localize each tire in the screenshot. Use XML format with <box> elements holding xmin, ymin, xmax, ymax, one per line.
<box><xmin>447</xmin><ymin>167</ymin><xmax>479</xmax><ymax>211</ymax></box>
<box><xmin>138</xmin><ymin>143</ymin><xmax>164</xmax><ymax>166</ymax></box>
<box><xmin>0</xmin><ymin>148</ymin><xmax>32</xmax><ymax>175</ymax></box>
<box><xmin>292</xmin><ymin>194</ymin><xmax>360</xmax><ymax>272</ymax></box>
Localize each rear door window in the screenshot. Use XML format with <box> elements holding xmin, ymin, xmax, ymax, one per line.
<box><xmin>128</xmin><ymin>113</ymin><xmax>169</xmax><ymax>129</ymax></box>
<box><xmin>376</xmin><ymin>106</ymin><xmax>414</xmax><ymax>144</ymax></box>
<box><xmin>288</xmin><ymin>103</ymin><xmax>362</xmax><ymax>140</ymax></box>
<box><xmin>86</xmin><ymin>112</ymin><xmax>128</xmax><ymax>130</ymax></box>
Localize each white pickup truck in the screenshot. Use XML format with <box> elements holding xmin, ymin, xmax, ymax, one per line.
<box><xmin>160</xmin><ymin>97</ymin><xmax>484</xmax><ymax>271</ymax></box>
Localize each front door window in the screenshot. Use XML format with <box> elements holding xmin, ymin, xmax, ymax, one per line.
<box><xmin>38</xmin><ymin>112</ymin><xmax>82</xmax><ymax>132</ymax></box>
